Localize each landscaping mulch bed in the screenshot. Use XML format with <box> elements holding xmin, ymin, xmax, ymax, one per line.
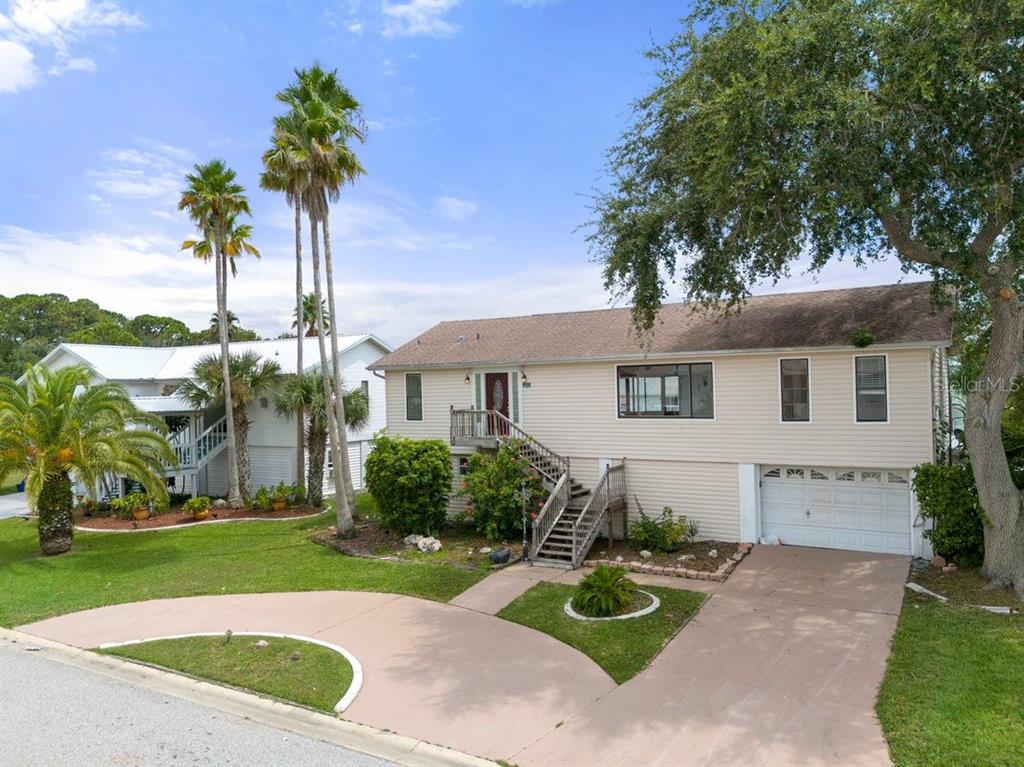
<box><xmin>312</xmin><ymin>520</ymin><xmax>524</xmax><ymax>571</ymax></box>
<box><xmin>74</xmin><ymin>505</ymin><xmax>324</xmax><ymax>530</ymax></box>
<box><xmin>585</xmin><ymin>538</ymin><xmax>752</xmax><ymax>582</ymax></box>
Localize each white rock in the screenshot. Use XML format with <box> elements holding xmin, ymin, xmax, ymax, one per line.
<box><xmin>708</xmin><ymin>549</ymin><xmax>718</xmax><ymax>558</ymax></box>
<box><xmin>640</xmin><ymin>550</ymin><xmax>653</xmax><ymax>559</ymax></box>
<box><xmin>213</xmin><ymin>499</ymin><xmax>227</xmax><ymax>509</ymax></box>
<box><xmin>677</xmin><ymin>554</ymin><xmax>695</xmax><ymax>562</ymax></box>
<box><xmin>478</xmin><ymin>547</ymin><xmax>493</xmax><ymax>554</ymax></box>
<box><xmin>417</xmin><ymin>536</ymin><xmax>442</xmax><ymax>553</ymax></box>
<box><xmin>614</xmin><ymin>555</ymin><xmax>624</xmax><ymax>563</ymax></box>
<box><xmin>403</xmin><ymin>534</ymin><xmax>422</xmax><ymax>546</ymax></box>
<box><xmin>254</xmin><ymin>639</ymin><xmax>269</xmax><ymax>649</ymax></box>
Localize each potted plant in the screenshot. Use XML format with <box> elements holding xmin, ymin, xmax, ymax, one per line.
<box><xmin>270</xmin><ymin>481</ymin><xmax>290</xmax><ymax>512</ymax></box>
<box><xmin>112</xmin><ymin>492</ymin><xmax>150</xmax><ymax>521</ymax></box>
<box><xmin>182</xmin><ymin>496</ymin><xmax>212</xmax><ymax>521</ymax></box>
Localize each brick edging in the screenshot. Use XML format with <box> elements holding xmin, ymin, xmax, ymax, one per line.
<box><xmin>583</xmin><ymin>542</ymin><xmax>754</xmax><ymax>582</ymax></box>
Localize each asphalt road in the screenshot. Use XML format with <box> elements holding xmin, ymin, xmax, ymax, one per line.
<box><xmin>0</xmin><ymin>641</ymin><xmax>396</xmax><ymax>767</ymax></box>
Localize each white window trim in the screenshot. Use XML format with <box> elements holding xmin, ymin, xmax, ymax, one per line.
<box><xmin>404</xmin><ymin>371</ymin><xmax>423</xmax><ymax>422</ymax></box>
<box><xmin>470</xmin><ymin>367</ymin><xmax>523</xmax><ymax>424</ymax></box>
<box><xmin>613</xmin><ymin>361</ymin><xmax>718</xmax><ymax>422</ymax></box>
<box><xmin>852</xmin><ymin>352</ymin><xmax>891</xmax><ymax>424</ymax></box>
<box><xmin>778</xmin><ymin>356</ymin><xmax>812</xmax><ymax>424</ymax></box>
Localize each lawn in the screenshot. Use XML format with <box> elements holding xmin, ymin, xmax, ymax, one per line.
<box><xmin>878</xmin><ymin>590</ymin><xmax>1024</xmax><ymax>767</ymax></box>
<box><xmin>0</xmin><ymin>512</ymin><xmax>485</xmax><ymax>627</ymax></box>
<box><xmin>497</xmin><ymin>581</ymin><xmax>706</xmax><ymax>683</ymax></box>
<box><xmin>103</xmin><ymin>634</ymin><xmax>352</xmax><ymax>713</ymax></box>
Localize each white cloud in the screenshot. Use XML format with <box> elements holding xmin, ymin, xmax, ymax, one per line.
<box><xmin>0</xmin><ymin>0</ymin><xmax>141</xmax><ymax>91</ymax></box>
<box><xmin>382</xmin><ymin>0</ymin><xmax>459</xmax><ymax>38</ymax></box>
<box><xmin>433</xmin><ymin>195</ymin><xmax>478</xmax><ymax>221</ymax></box>
<box><xmin>87</xmin><ymin>144</ymin><xmax>190</xmax><ymax>201</ymax></box>
<box><xmin>0</xmin><ymin>39</ymin><xmax>37</xmax><ymax>91</ymax></box>
<box><xmin>347</xmin><ymin>19</ymin><xmax>363</xmax><ymax>33</ymax></box>
<box><xmin>382</xmin><ymin>58</ymin><xmax>396</xmax><ymax>76</ymax></box>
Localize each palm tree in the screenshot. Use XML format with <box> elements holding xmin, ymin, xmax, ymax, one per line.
<box><xmin>177</xmin><ymin>351</ymin><xmax>282</xmax><ymax>501</ymax></box>
<box><xmin>292</xmin><ymin>293</ymin><xmax>328</xmax><ymax>336</ymax></box>
<box><xmin>208</xmin><ymin>310</ymin><xmax>241</xmax><ymax>330</ymax></box>
<box><xmin>179</xmin><ymin>160</ymin><xmax>255</xmax><ymax>508</ymax></box>
<box><xmin>274</xmin><ymin>372</ymin><xmax>368</xmax><ymax>507</ymax></box>
<box><xmin>0</xmin><ymin>365</ymin><xmax>177</xmax><ymax>555</ymax></box>
<box><xmin>277</xmin><ymin>64</ymin><xmax>366</xmax><ymax>534</ymax></box>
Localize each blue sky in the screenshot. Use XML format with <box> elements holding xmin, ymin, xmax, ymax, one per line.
<box><xmin>0</xmin><ymin>0</ymin><xmax>912</xmax><ymax>347</ymax></box>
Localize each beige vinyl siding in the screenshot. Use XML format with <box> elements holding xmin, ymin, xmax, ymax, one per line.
<box><xmin>385</xmin><ymin>370</ymin><xmax>474</xmax><ymax>440</ymax></box>
<box><xmin>623</xmin><ymin>459</ymin><xmax>740</xmax><ymax>541</ymax></box>
<box><xmin>519</xmin><ymin>348</ymin><xmax>935</xmax><ymax>469</ymax></box>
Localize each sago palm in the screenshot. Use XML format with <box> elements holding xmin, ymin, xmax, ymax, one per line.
<box><xmin>177</xmin><ymin>351</ymin><xmax>282</xmax><ymax>501</ymax></box>
<box><xmin>0</xmin><ymin>365</ymin><xmax>177</xmax><ymax>555</ymax></box>
<box><xmin>274</xmin><ymin>372</ymin><xmax>368</xmax><ymax>507</ymax></box>
<box><xmin>179</xmin><ymin>160</ymin><xmax>255</xmax><ymax>508</ymax></box>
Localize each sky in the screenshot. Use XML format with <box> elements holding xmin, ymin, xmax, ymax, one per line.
<box><xmin>0</xmin><ymin>0</ymin><xmax>916</xmax><ymax>349</ymax></box>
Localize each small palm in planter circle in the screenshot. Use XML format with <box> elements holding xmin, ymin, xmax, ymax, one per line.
<box><xmin>572</xmin><ymin>565</ymin><xmax>638</xmax><ymax>618</ymax></box>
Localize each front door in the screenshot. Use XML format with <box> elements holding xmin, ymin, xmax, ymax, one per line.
<box><xmin>485</xmin><ymin>372</ymin><xmax>510</xmax><ymax>434</ymax></box>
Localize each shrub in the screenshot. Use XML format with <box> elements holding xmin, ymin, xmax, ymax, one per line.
<box><xmin>111</xmin><ymin>492</ymin><xmax>149</xmax><ymax>519</ymax></box>
<box><xmin>572</xmin><ymin>565</ymin><xmax>637</xmax><ymax>617</ymax></box>
<box><xmin>364</xmin><ymin>433</ymin><xmax>453</xmax><ymax>535</ymax></box>
<box><xmin>182</xmin><ymin>496</ymin><xmax>211</xmax><ymax>517</ymax></box>
<box><xmin>629</xmin><ymin>499</ymin><xmax>697</xmax><ymax>553</ymax></box>
<box><xmin>252</xmin><ymin>486</ymin><xmax>272</xmax><ymax>512</ymax></box>
<box><xmin>913</xmin><ymin>463</ymin><xmax>985</xmax><ymax>567</ymax></box>
<box><xmin>460</xmin><ymin>440</ymin><xmax>547</xmax><ymax>540</ymax></box>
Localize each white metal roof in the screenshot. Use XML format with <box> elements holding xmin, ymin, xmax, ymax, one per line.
<box><xmin>129</xmin><ymin>395</ymin><xmax>194</xmax><ymax>413</ymax></box>
<box><xmin>52</xmin><ymin>335</ymin><xmax>389</xmax><ymax>382</ymax></box>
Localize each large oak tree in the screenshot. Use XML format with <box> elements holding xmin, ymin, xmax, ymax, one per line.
<box><xmin>592</xmin><ymin>1</ymin><xmax>1023</xmax><ymax>594</ymax></box>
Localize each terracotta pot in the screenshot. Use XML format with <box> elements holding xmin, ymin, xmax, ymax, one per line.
<box><xmin>271</xmin><ymin>499</ymin><xmax>288</xmax><ymax>512</ymax></box>
<box><xmin>192</xmin><ymin>507</ymin><xmax>210</xmax><ymax>521</ymax></box>
<box><xmin>133</xmin><ymin>506</ymin><xmax>150</xmax><ymax>521</ymax></box>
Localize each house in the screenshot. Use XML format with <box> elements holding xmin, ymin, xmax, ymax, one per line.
<box><xmin>34</xmin><ymin>335</ymin><xmax>391</xmax><ymax>499</ymax></box>
<box><xmin>370</xmin><ymin>282</ymin><xmax>953</xmax><ymax>566</ymax></box>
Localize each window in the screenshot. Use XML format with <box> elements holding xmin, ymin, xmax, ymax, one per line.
<box><xmin>855</xmin><ymin>355</ymin><xmax>888</xmax><ymax>422</ymax></box>
<box><xmin>360</xmin><ymin>380</ymin><xmax>369</xmax><ymax>401</ymax></box>
<box><xmin>617</xmin><ymin>363</ymin><xmax>714</xmax><ymax>418</ymax></box>
<box><xmin>780</xmin><ymin>358</ymin><xmax>810</xmax><ymax>422</ymax></box>
<box><xmin>405</xmin><ymin>373</ymin><xmax>423</xmax><ymax>421</ymax></box>
<box><xmin>458</xmin><ymin>457</ymin><xmax>470</xmax><ymax>476</ymax></box>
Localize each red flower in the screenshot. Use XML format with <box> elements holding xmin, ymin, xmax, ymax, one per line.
<box><xmin>530</xmin><ymin>512</ymin><xmax>539</xmax><ymax>520</ymax></box>
<box><xmin>537</xmin><ymin>500</ymin><xmax>545</xmax><ymax>508</ymax></box>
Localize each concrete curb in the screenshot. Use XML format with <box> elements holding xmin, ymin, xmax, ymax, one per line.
<box><xmin>1</xmin><ymin>627</ymin><xmax>497</xmax><ymax>767</ymax></box>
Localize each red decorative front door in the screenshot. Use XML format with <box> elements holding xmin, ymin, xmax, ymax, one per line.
<box><xmin>485</xmin><ymin>372</ymin><xmax>510</xmax><ymax>434</ymax></box>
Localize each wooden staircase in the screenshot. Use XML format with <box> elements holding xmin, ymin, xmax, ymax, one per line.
<box><xmin>451</xmin><ymin>407</ymin><xmax>627</xmax><ymax>568</ymax></box>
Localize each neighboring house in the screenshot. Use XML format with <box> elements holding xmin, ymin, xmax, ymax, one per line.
<box><xmin>34</xmin><ymin>336</ymin><xmax>390</xmax><ymax>499</ymax></box>
<box><xmin>370</xmin><ymin>282</ymin><xmax>953</xmax><ymax>566</ymax></box>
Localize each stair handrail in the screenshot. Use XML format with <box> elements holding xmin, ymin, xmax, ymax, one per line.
<box><xmin>532</xmin><ymin>471</ymin><xmax>569</xmax><ymax>559</ymax></box>
<box><xmin>572</xmin><ymin>462</ymin><xmax>626</xmax><ymax>568</ymax></box>
<box><xmin>195</xmin><ymin>415</ymin><xmax>228</xmax><ymax>464</ymax></box>
<box><xmin>450</xmin><ymin>408</ymin><xmax>570</xmax><ymax>480</ymax></box>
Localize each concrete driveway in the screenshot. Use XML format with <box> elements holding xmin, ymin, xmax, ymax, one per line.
<box><xmin>516</xmin><ymin>546</ymin><xmax>908</xmax><ymax>767</ymax></box>
<box><xmin>0</xmin><ymin>492</ymin><xmax>29</xmax><ymax>520</ymax></box>
<box><xmin>15</xmin><ymin>546</ymin><xmax>908</xmax><ymax>766</ymax></box>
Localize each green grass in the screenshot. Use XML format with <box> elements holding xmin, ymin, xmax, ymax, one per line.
<box><xmin>497</xmin><ymin>581</ymin><xmax>706</xmax><ymax>683</ymax></box>
<box><xmin>877</xmin><ymin>594</ymin><xmax>1024</xmax><ymax>767</ymax></box>
<box><xmin>353</xmin><ymin>491</ymin><xmax>379</xmax><ymax>520</ymax></box>
<box><xmin>103</xmin><ymin>634</ymin><xmax>353</xmax><ymax>713</ymax></box>
<box><xmin>0</xmin><ymin>513</ymin><xmax>485</xmax><ymax>627</ymax></box>
<box><xmin>911</xmin><ymin>566</ymin><xmax>1023</xmax><ymax>608</ymax></box>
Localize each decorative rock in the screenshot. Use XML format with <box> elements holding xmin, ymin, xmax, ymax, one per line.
<box><xmin>478</xmin><ymin>547</ymin><xmax>493</xmax><ymax>554</ymax></box>
<box><xmin>731</xmin><ymin>552</ymin><xmax>744</xmax><ymax>562</ymax></box>
<box><xmin>213</xmin><ymin>499</ymin><xmax>228</xmax><ymax>509</ymax></box>
<box><xmin>678</xmin><ymin>554</ymin><xmax>695</xmax><ymax>562</ymax></box>
<box><xmin>708</xmin><ymin>549</ymin><xmax>718</xmax><ymax>558</ymax></box>
<box><xmin>630</xmin><ymin>561</ymin><xmax>642</xmax><ymax>569</ymax></box>
<box><xmin>931</xmin><ymin>555</ymin><xmax>947</xmax><ymax>569</ymax></box>
<box><xmin>254</xmin><ymin>640</ymin><xmax>269</xmax><ymax>649</ymax></box>
<box><xmin>640</xmin><ymin>549</ymin><xmax>653</xmax><ymax>559</ymax></box>
<box><xmin>614</xmin><ymin>555</ymin><xmax>624</xmax><ymax>563</ymax></box>
<box><xmin>417</xmin><ymin>536</ymin><xmax>442</xmax><ymax>553</ymax></box>
<box><xmin>942</xmin><ymin>563</ymin><xmax>958</xmax><ymax>573</ymax></box>
<box><xmin>488</xmin><ymin>547</ymin><xmax>511</xmax><ymax>564</ymax></box>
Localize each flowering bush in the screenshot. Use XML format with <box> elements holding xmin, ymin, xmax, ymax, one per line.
<box><xmin>460</xmin><ymin>440</ymin><xmax>547</xmax><ymax>540</ymax></box>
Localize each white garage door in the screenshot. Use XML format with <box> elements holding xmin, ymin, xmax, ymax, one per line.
<box><xmin>760</xmin><ymin>466</ymin><xmax>912</xmax><ymax>555</ymax></box>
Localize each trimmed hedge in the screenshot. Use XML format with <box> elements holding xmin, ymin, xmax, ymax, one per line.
<box><xmin>364</xmin><ymin>433</ymin><xmax>452</xmax><ymax>535</ymax></box>
<box><xmin>912</xmin><ymin>463</ymin><xmax>984</xmax><ymax>567</ymax></box>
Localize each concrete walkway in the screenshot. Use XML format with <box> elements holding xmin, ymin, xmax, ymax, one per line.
<box><xmin>16</xmin><ymin>547</ymin><xmax>907</xmax><ymax>766</ymax></box>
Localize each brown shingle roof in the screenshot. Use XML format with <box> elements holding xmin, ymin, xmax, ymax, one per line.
<box><xmin>371</xmin><ymin>282</ymin><xmax>953</xmax><ymax>370</ymax></box>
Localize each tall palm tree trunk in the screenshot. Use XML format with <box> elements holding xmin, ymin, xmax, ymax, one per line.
<box><xmin>294</xmin><ymin>200</ymin><xmax>305</xmax><ymax>488</ymax></box>
<box><xmin>38</xmin><ymin>471</ymin><xmax>73</xmax><ymax>556</ymax></box>
<box><xmin>306</xmin><ymin>424</ymin><xmax>326</xmax><ymax>508</ymax></box>
<box><xmin>216</xmin><ymin>240</ymin><xmax>243</xmax><ymax>508</ymax></box>
<box><xmin>234</xmin><ymin>407</ymin><xmax>252</xmax><ymax>501</ymax></box>
<box><xmin>310</xmin><ymin>211</ymin><xmax>355</xmax><ymax>535</ymax></box>
<box><xmin>321</xmin><ymin>211</ymin><xmax>357</xmax><ymax>513</ymax></box>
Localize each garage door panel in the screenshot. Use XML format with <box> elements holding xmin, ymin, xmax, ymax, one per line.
<box><xmin>761</xmin><ymin>465</ymin><xmax>911</xmax><ymax>555</ymax></box>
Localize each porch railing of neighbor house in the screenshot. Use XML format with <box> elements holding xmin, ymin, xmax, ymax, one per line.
<box><xmin>572</xmin><ymin>462</ymin><xmax>627</xmax><ymax>567</ymax></box>
<box><xmin>167</xmin><ymin>415</ymin><xmax>228</xmax><ymax>471</ymax></box>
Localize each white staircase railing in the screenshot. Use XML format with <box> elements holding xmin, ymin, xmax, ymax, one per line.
<box><xmin>572</xmin><ymin>462</ymin><xmax>626</xmax><ymax>568</ymax></box>
<box><xmin>530</xmin><ymin>472</ymin><xmax>571</xmax><ymax>560</ymax></box>
<box><xmin>167</xmin><ymin>416</ymin><xmax>228</xmax><ymax>471</ymax></box>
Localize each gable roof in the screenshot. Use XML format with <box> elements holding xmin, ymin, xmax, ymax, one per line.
<box><xmin>42</xmin><ymin>335</ymin><xmax>391</xmax><ymax>382</ymax></box>
<box><xmin>371</xmin><ymin>282</ymin><xmax>953</xmax><ymax>370</ymax></box>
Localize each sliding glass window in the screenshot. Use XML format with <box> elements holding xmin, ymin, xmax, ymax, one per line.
<box><xmin>617</xmin><ymin>363</ymin><xmax>714</xmax><ymax>418</ymax></box>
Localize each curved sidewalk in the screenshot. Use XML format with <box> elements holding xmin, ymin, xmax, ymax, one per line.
<box><xmin>16</xmin><ymin>590</ymin><xmax>616</xmax><ymax>761</ymax></box>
